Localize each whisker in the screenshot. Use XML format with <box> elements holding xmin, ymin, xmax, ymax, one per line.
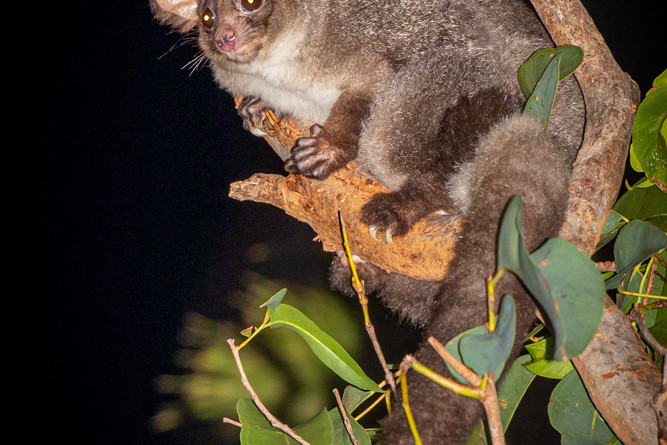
<box><xmin>182</xmin><ymin>51</ymin><xmax>210</xmax><ymax>76</ymax></box>
<box><xmin>158</xmin><ymin>30</ymin><xmax>199</xmax><ymax>60</ymax></box>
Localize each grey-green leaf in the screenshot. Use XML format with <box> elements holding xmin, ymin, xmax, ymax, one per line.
<box><xmin>496</xmin><ymin>195</ymin><xmax>605</xmax><ymax>361</ymax></box>
<box><xmin>269</xmin><ymin>304</ymin><xmax>382</xmax><ymax>392</ymax></box>
<box><xmin>530</xmin><ymin>238</ymin><xmax>605</xmax><ymax>360</ymax></box>
<box><xmin>445</xmin><ymin>296</ymin><xmax>516</xmax><ymax>382</ymax></box>
<box><xmin>523</xmin><ymin>53</ymin><xmax>561</xmax><ymax>128</ymax></box>
<box><xmin>459</xmin><ymin>296</ymin><xmax>517</xmax><ymax>378</ymax></box>
<box><xmin>548</xmin><ymin>372</ymin><xmax>616</xmax><ymax>445</ymax></box>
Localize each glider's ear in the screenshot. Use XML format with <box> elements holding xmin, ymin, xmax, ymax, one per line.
<box><xmin>150</xmin><ymin>0</ymin><xmax>199</xmax><ymax>32</ymax></box>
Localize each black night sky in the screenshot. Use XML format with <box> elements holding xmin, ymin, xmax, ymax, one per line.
<box><xmin>36</xmin><ymin>1</ymin><xmax>661</xmax><ymax>444</ymax></box>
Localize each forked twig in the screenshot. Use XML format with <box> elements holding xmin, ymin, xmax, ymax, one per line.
<box><xmin>400</xmin><ymin>337</ymin><xmax>506</xmax><ymax>445</ymax></box>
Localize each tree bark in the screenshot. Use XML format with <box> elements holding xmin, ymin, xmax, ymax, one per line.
<box><xmin>227</xmin><ymin>1</ymin><xmax>662</xmax><ymax>443</ymax></box>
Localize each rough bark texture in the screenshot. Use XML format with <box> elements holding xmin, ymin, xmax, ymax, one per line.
<box><xmin>228</xmin><ymin>107</ymin><xmax>463</xmax><ymax>281</ymax></box>
<box><xmin>227</xmin><ymin>1</ymin><xmax>662</xmax><ymax>443</ymax></box>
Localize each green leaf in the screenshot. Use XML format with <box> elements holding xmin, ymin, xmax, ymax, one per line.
<box><xmin>260</xmin><ymin>288</ymin><xmax>288</xmax><ymax>317</ymax></box>
<box><xmin>548</xmin><ymin>372</ymin><xmax>616</xmax><ymax>444</ymax></box>
<box><xmin>631</xmin><ymin>81</ymin><xmax>667</xmax><ymax>188</ymax></box>
<box><xmin>523</xmin><ymin>53</ymin><xmax>561</xmax><ymax>128</ymax></box>
<box><xmin>497</xmin><ymin>354</ymin><xmax>536</xmax><ymax>431</ymax></box>
<box><xmin>649</xmin><ymin>319</ymin><xmax>667</xmax><ymax>347</ymax></box>
<box><xmin>329</xmin><ymin>408</ymin><xmax>372</xmax><ymax>445</ymax></box>
<box><xmin>497</xmin><ymin>195</ymin><xmax>605</xmax><ymax>360</ymax></box>
<box><xmin>518</xmin><ymin>45</ymin><xmax>584</xmax><ymax>98</ymax></box>
<box><xmin>524</xmin><ymin>338</ymin><xmax>574</xmax><ymax>379</ymax></box>
<box><xmin>596</xmin><ymin>210</ymin><xmax>625</xmax><ymax>251</ymax></box>
<box><xmin>613</xmin><ymin>182</ymin><xmax>667</xmax><ymax>228</ymax></box>
<box><xmin>268</xmin><ymin>304</ymin><xmax>382</xmax><ymax>392</ymax></box>
<box><xmin>237</xmin><ymin>399</ymin><xmax>334</xmax><ymax>445</ymax></box>
<box><xmin>605</xmin><ymin>220</ymin><xmax>667</xmax><ymax>290</ymax></box>
<box><xmin>445</xmin><ymin>296</ymin><xmax>516</xmax><ymax>382</ymax></box>
<box><xmin>341</xmin><ymin>386</ymin><xmax>373</xmax><ymax>413</ymax></box>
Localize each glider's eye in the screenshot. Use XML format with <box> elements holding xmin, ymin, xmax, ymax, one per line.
<box><xmin>241</xmin><ymin>0</ymin><xmax>263</xmax><ymax>13</ymax></box>
<box><xmin>202</xmin><ymin>7</ymin><xmax>215</xmax><ymax>29</ymax></box>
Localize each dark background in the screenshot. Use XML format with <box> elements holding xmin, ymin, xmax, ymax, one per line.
<box><xmin>36</xmin><ymin>1</ymin><xmax>661</xmax><ymax>444</ymax></box>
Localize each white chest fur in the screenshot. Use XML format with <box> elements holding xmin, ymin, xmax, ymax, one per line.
<box><xmin>223</xmin><ymin>28</ymin><xmax>342</xmax><ymax>123</ymax></box>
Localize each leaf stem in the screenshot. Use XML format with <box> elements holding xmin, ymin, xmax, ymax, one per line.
<box><xmin>399</xmin><ymin>356</ymin><xmax>423</xmax><ymax>445</ymax></box>
<box><xmin>354</xmin><ymin>391</ymin><xmax>389</xmax><ymax>422</ymax></box>
<box><xmin>487</xmin><ymin>269</ymin><xmax>504</xmax><ymax>332</ymax></box>
<box><xmin>617</xmin><ymin>289</ymin><xmax>667</xmax><ymax>301</ymax></box>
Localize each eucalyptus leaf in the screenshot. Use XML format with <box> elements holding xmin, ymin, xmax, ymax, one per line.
<box><xmin>237</xmin><ymin>399</ymin><xmax>334</xmax><ymax>445</ymax></box>
<box><xmin>341</xmin><ymin>386</ymin><xmax>374</xmax><ymax>413</ymax></box>
<box><xmin>497</xmin><ymin>354</ymin><xmax>536</xmax><ymax>431</ymax></box>
<box><xmin>465</xmin><ymin>354</ymin><xmax>537</xmax><ymax>445</ymax></box>
<box><xmin>605</xmin><ymin>220</ymin><xmax>667</xmax><ymax>290</ymax></box>
<box><xmin>496</xmin><ymin>195</ymin><xmax>604</xmax><ymax>361</ymax></box>
<box><xmin>613</xmin><ymin>182</ymin><xmax>667</xmax><ymax>226</ymax></box>
<box><xmin>518</xmin><ymin>45</ymin><xmax>583</xmax><ymax>98</ymax></box>
<box><xmin>596</xmin><ymin>209</ymin><xmax>625</xmax><ymax>251</ymax></box>
<box><xmin>531</xmin><ymin>238</ymin><xmax>605</xmax><ymax>360</ymax></box>
<box><xmin>329</xmin><ymin>408</ymin><xmax>372</xmax><ymax>445</ymax></box>
<box><xmin>445</xmin><ymin>296</ymin><xmax>516</xmax><ymax>382</ymax></box>
<box><xmin>523</xmin><ymin>53</ymin><xmax>561</xmax><ymax>128</ymax></box>
<box><xmin>524</xmin><ymin>337</ymin><xmax>574</xmax><ymax>379</ymax></box>
<box><xmin>269</xmin><ymin>304</ymin><xmax>382</xmax><ymax>392</ymax></box>
<box><xmin>631</xmin><ymin>76</ymin><xmax>667</xmax><ymax>188</ymax></box>
<box><xmin>548</xmin><ymin>372</ymin><xmax>616</xmax><ymax>444</ymax></box>
<box><xmin>260</xmin><ymin>288</ymin><xmax>288</xmax><ymax>317</ymax></box>
<box><xmin>459</xmin><ymin>296</ymin><xmax>517</xmax><ymax>378</ymax></box>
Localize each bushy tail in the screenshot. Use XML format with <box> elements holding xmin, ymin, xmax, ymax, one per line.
<box><xmin>381</xmin><ymin>113</ymin><xmax>571</xmax><ymax>444</ymax></box>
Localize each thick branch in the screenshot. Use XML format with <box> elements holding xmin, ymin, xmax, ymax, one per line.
<box><xmin>230</xmin><ymin>157</ymin><xmax>462</xmax><ymax>281</ymax></box>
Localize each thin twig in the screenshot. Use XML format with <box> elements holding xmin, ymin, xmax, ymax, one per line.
<box><xmin>639</xmin><ymin>301</ymin><xmax>667</xmax><ymax>314</ymax></box>
<box><xmin>629</xmin><ymin>305</ymin><xmax>666</xmax><ymax>357</ymax></box>
<box><xmin>223</xmin><ymin>417</ymin><xmax>242</xmax><ymax>428</ymax></box>
<box><xmin>340</xmin><ymin>213</ymin><xmax>397</xmax><ymax>394</ymax></box>
<box><xmin>480</xmin><ymin>378</ymin><xmax>505</xmax><ymax>445</ymax></box>
<box><xmin>227</xmin><ymin>339</ymin><xmax>310</xmax><ymax>445</ymax></box>
<box><xmin>333</xmin><ymin>388</ymin><xmax>360</xmax><ymax>445</ymax></box>
<box><xmin>427</xmin><ymin>336</ymin><xmax>482</xmax><ymax>386</ymax></box>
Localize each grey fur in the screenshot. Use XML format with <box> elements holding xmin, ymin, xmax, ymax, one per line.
<box><xmin>151</xmin><ymin>0</ymin><xmax>585</xmax><ymax>442</ymax></box>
